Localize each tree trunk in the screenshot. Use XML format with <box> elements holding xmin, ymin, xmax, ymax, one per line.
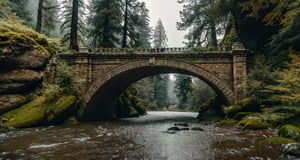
<box><xmin>36</xmin><ymin>0</ymin><xmax>44</xmax><ymax>33</ymax></box>
<box><xmin>122</xmin><ymin>0</ymin><xmax>129</xmax><ymax>48</ymax></box>
<box><xmin>70</xmin><ymin>0</ymin><xmax>79</xmax><ymax>51</ymax></box>
<box><xmin>209</xmin><ymin>18</ymin><xmax>218</xmax><ymax>47</ymax></box>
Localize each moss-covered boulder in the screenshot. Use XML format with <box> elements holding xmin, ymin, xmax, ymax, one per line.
<box><xmin>0</xmin><ymin>95</ymin><xmax>76</xmax><ymax>128</ymax></box>
<box><xmin>114</xmin><ymin>87</ymin><xmax>147</xmax><ymax>118</ymax></box>
<box><xmin>226</xmin><ymin>98</ymin><xmax>260</xmax><ymax>118</ymax></box>
<box><xmin>197</xmin><ymin>97</ymin><xmax>226</xmax><ymax>119</ymax></box>
<box><xmin>238</xmin><ymin>117</ymin><xmax>271</xmax><ymax>130</ymax></box>
<box><xmin>278</xmin><ymin>125</ymin><xmax>300</xmax><ymax>141</ymax></box>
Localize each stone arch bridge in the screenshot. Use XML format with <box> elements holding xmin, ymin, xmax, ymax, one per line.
<box><xmin>58</xmin><ymin>44</ymin><xmax>248</xmax><ymax>121</ymax></box>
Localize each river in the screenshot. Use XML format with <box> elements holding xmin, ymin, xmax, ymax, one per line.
<box><xmin>0</xmin><ymin>111</ymin><xmax>280</xmax><ymax>160</ymax></box>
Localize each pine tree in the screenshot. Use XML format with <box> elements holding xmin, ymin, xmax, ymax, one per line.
<box><xmin>60</xmin><ymin>0</ymin><xmax>86</xmax><ymax>51</ymax></box>
<box><xmin>88</xmin><ymin>0</ymin><xmax>123</xmax><ymax>48</ymax></box>
<box><xmin>153</xmin><ymin>19</ymin><xmax>168</xmax><ymax>48</ymax></box>
<box><xmin>174</xmin><ymin>74</ymin><xmax>193</xmax><ymax>108</ymax></box>
<box><xmin>36</xmin><ymin>0</ymin><xmax>59</xmax><ymax>35</ymax></box>
<box><xmin>153</xmin><ymin>74</ymin><xmax>170</xmax><ymax>108</ymax></box>
<box><xmin>177</xmin><ymin>0</ymin><xmax>231</xmax><ymax>47</ymax></box>
<box><xmin>121</xmin><ymin>0</ymin><xmax>151</xmax><ymax>48</ymax></box>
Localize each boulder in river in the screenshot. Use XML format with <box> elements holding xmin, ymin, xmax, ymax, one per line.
<box><xmin>0</xmin><ymin>95</ymin><xmax>76</xmax><ymax>128</ymax></box>
<box><xmin>279</xmin><ymin>143</ymin><xmax>300</xmax><ymax>160</ymax></box>
<box><xmin>278</xmin><ymin>125</ymin><xmax>300</xmax><ymax>141</ymax></box>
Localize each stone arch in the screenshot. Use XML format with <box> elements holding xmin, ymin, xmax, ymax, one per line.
<box><xmin>80</xmin><ymin>59</ymin><xmax>235</xmax><ymax>121</ymax></box>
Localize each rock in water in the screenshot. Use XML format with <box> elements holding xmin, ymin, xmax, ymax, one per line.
<box><xmin>175</xmin><ymin>123</ymin><xmax>189</xmax><ymax>127</ymax></box>
<box><xmin>168</xmin><ymin>127</ymin><xmax>181</xmax><ymax>131</ymax></box>
<box><xmin>279</xmin><ymin>143</ymin><xmax>300</xmax><ymax>160</ymax></box>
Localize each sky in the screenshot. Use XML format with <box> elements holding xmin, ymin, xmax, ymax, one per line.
<box><xmin>142</xmin><ymin>0</ymin><xmax>186</xmax><ymax>47</ymax></box>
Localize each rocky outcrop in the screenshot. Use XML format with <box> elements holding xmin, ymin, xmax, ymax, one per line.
<box><xmin>0</xmin><ymin>69</ymin><xmax>43</xmax><ymax>94</ymax></box>
<box><xmin>0</xmin><ymin>22</ymin><xmax>54</xmax><ymax>115</ymax></box>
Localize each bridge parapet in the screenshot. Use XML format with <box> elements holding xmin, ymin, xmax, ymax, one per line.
<box><xmin>77</xmin><ymin>46</ymin><xmax>232</xmax><ymax>55</ymax></box>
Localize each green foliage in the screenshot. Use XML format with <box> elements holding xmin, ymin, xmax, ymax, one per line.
<box><xmin>8</xmin><ymin>0</ymin><xmax>31</xmax><ymax>25</ymax></box>
<box><xmin>0</xmin><ymin>0</ymin><xmax>12</xmax><ymax>18</ymax></box>
<box><xmin>240</xmin><ymin>0</ymin><xmax>300</xmax><ymax>67</ymax></box>
<box><xmin>54</xmin><ymin>60</ymin><xmax>78</xmax><ymax>94</ymax></box>
<box><xmin>177</xmin><ymin>0</ymin><xmax>231</xmax><ymax>47</ymax></box>
<box><xmin>60</xmin><ymin>0</ymin><xmax>87</xmax><ymax>51</ymax></box>
<box><xmin>246</xmin><ymin>56</ymin><xmax>280</xmax><ymax>105</ymax></box>
<box><xmin>88</xmin><ymin>0</ymin><xmax>123</xmax><ymax>48</ymax></box>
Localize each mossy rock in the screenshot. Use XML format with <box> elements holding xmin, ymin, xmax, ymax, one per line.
<box><xmin>263</xmin><ymin>137</ymin><xmax>295</xmax><ymax>144</ymax></box>
<box><xmin>132</xmin><ymin>97</ymin><xmax>147</xmax><ymax>115</ymax></box>
<box><xmin>128</xmin><ymin>106</ymin><xmax>139</xmax><ymax>117</ymax></box>
<box><xmin>226</xmin><ymin>105</ymin><xmax>242</xmax><ymax>118</ymax></box>
<box><xmin>233</xmin><ymin>112</ymin><xmax>253</xmax><ymax>121</ymax></box>
<box><xmin>63</xmin><ymin>116</ymin><xmax>78</xmax><ymax>125</ymax></box>
<box><xmin>278</xmin><ymin>125</ymin><xmax>300</xmax><ymax>141</ymax></box>
<box><xmin>0</xmin><ymin>95</ymin><xmax>76</xmax><ymax>128</ymax></box>
<box><xmin>45</xmin><ymin>95</ymin><xmax>76</xmax><ymax>124</ymax></box>
<box><xmin>227</xmin><ymin>98</ymin><xmax>260</xmax><ymax>118</ymax></box>
<box><xmin>238</xmin><ymin>117</ymin><xmax>271</xmax><ymax>130</ymax></box>
<box><xmin>260</xmin><ymin>112</ymin><xmax>295</xmax><ymax>127</ymax></box>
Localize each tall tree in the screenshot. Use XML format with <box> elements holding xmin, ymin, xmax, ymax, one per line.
<box><xmin>88</xmin><ymin>0</ymin><xmax>122</xmax><ymax>48</ymax></box>
<box><xmin>153</xmin><ymin>19</ymin><xmax>168</xmax><ymax>48</ymax></box>
<box><xmin>174</xmin><ymin>74</ymin><xmax>193</xmax><ymax>108</ymax></box>
<box><xmin>153</xmin><ymin>74</ymin><xmax>170</xmax><ymax>107</ymax></box>
<box><xmin>177</xmin><ymin>0</ymin><xmax>231</xmax><ymax>47</ymax></box>
<box><xmin>60</xmin><ymin>0</ymin><xmax>86</xmax><ymax>51</ymax></box>
<box><xmin>8</xmin><ymin>0</ymin><xmax>31</xmax><ymax>23</ymax></box>
<box><xmin>0</xmin><ymin>0</ymin><xmax>12</xmax><ymax>18</ymax></box>
<box><xmin>121</xmin><ymin>0</ymin><xmax>151</xmax><ymax>48</ymax></box>
<box><xmin>36</xmin><ymin>0</ymin><xmax>58</xmax><ymax>34</ymax></box>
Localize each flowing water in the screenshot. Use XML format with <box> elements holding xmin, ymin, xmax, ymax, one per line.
<box><xmin>0</xmin><ymin>111</ymin><xmax>280</xmax><ymax>160</ymax></box>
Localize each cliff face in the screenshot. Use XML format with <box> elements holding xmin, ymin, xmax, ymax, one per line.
<box><xmin>0</xmin><ymin>22</ymin><xmax>54</xmax><ymax>114</ymax></box>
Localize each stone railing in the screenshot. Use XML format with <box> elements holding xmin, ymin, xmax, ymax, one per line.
<box><xmin>77</xmin><ymin>46</ymin><xmax>233</xmax><ymax>54</ymax></box>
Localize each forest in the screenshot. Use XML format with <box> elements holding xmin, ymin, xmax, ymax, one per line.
<box><xmin>0</xmin><ymin>0</ymin><xmax>300</xmax><ymax>126</ymax></box>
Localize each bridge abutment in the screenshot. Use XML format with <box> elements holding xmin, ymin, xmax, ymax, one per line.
<box><xmin>232</xmin><ymin>43</ymin><xmax>248</xmax><ymax>101</ymax></box>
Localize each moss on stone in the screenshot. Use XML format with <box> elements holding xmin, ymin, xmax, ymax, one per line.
<box><xmin>227</xmin><ymin>98</ymin><xmax>261</xmax><ymax>118</ymax></box>
<box><xmin>63</xmin><ymin>116</ymin><xmax>78</xmax><ymax>125</ymax></box>
<box><xmin>0</xmin><ymin>95</ymin><xmax>76</xmax><ymax>128</ymax></box>
<box><xmin>238</xmin><ymin>117</ymin><xmax>271</xmax><ymax>130</ymax></box>
<box><xmin>263</xmin><ymin>137</ymin><xmax>295</xmax><ymax>144</ymax></box>
<box><xmin>278</xmin><ymin>125</ymin><xmax>300</xmax><ymax>141</ymax></box>
<box><xmin>45</xmin><ymin>95</ymin><xmax>76</xmax><ymax>123</ymax></box>
<box><xmin>128</xmin><ymin>106</ymin><xmax>139</xmax><ymax>117</ymax></box>
<box><xmin>0</xmin><ymin>22</ymin><xmax>56</xmax><ymax>56</ymax></box>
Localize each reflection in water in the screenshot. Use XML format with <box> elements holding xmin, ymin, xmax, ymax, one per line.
<box><xmin>0</xmin><ymin>111</ymin><xmax>280</xmax><ymax>159</ymax></box>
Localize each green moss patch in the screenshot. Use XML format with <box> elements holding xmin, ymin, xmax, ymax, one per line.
<box><xmin>238</xmin><ymin>117</ymin><xmax>271</xmax><ymax>130</ymax></box>
<box><xmin>278</xmin><ymin>125</ymin><xmax>300</xmax><ymax>141</ymax></box>
<box><xmin>0</xmin><ymin>95</ymin><xmax>76</xmax><ymax>128</ymax></box>
<box><xmin>263</xmin><ymin>137</ymin><xmax>295</xmax><ymax>144</ymax></box>
<box><xmin>0</xmin><ymin>22</ymin><xmax>56</xmax><ymax>56</ymax></box>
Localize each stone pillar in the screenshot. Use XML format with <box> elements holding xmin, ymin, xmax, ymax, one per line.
<box><xmin>232</xmin><ymin>42</ymin><xmax>248</xmax><ymax>102</ymax></box>
<box><xmin>74</xmin><ymin>53</ymin><xmax>91</xmax><ymax>92</ymax></box>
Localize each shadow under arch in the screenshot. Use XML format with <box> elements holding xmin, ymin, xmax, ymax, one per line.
<box><xmin>80</xmin><ymin>59</ymin><xmax>235</xmax><ymax>121</ymax></box>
